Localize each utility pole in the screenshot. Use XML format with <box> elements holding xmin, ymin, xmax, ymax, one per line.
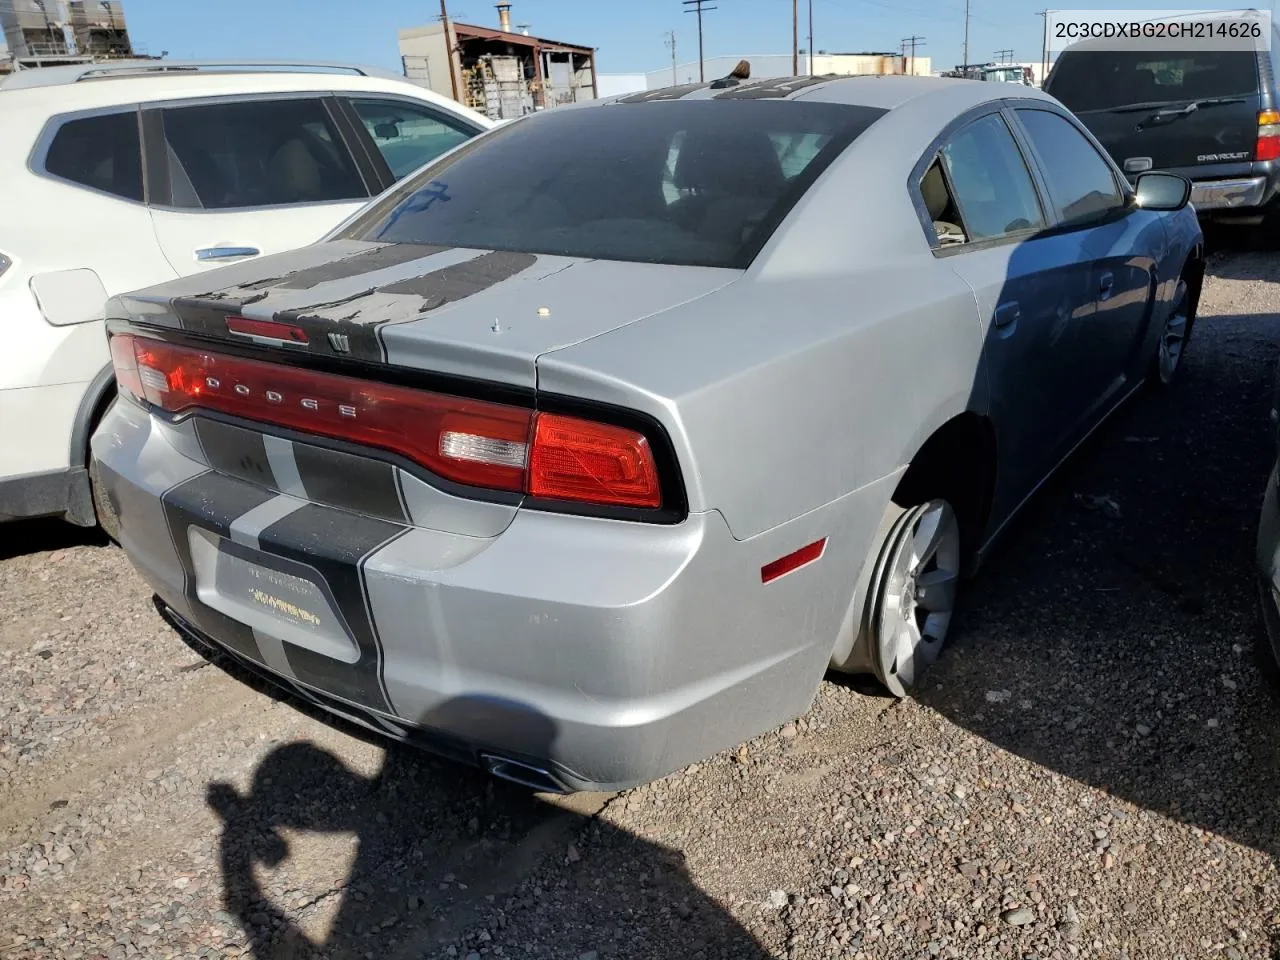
<box><xmin>807</xmin><ymin>0</ymin><xmax>814</xmax><ymax>75</ymax></box>
<box><xmin>682</xmin><ymin>0</ymin><xmax>717</xmax><ymax>82</ymax></box>
<box><xmin>902</xmin><ymin>35</ymin><xmax>925</xmax><ymax>76</ymax></box>
<box><xmin>962</xmin><ymin>0</ymin><xmax>971</xmax><ymax>74</ymax></box>
<box><xmin>664</xmin><ymin>30</ymin><xmax>678</xmax><ymax>85</ymax></box>
<box><xmin>1037</xmin><ymin>9</ymin><xmax>1050</xmax><ymax>86</ymax></box>
<box><xmin>994</xmin><ymin>48</ymin><xmax>1013</xmax><ymax>63</ymax></box>
<box><xmin>792</xmin><ymin>0</ymin><xmax>798</xmax><ymax>76</ymax></box>
<box><xmin>438</xmin><ymin>0</ymin><xmax>460</xmax><ymax>102</ymax></box>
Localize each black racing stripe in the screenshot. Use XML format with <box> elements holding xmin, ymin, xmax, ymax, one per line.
<box><xmin>159</xmin><ymin>472</ymin><xmax>276</xmax><ymax>665</ymax></box>
<box><xmin>291</xmin><ymin>441</ymin><xmax>408</xmax><ymax>524</ymax></box>
<box><xmin>167</xmin><ymin>295</ymin><xmax>386</xmax><ymax>363</ymax></box>
<box><xmin>713</xmin><ymin>75</ymin><xmax>837</xmax><ymax>99</ymax></box>
<box><xmin>273</xmin><ymin>243</ymin><xmax>451</xmax><ymax>290</ymax></box>
<box><xmin>193</xmin><ymin>418</ymin><xmax>275</xmax><ymax>489</ymax></box>
<box><xmin>375</xmin><ymin>250</ymin><xmax>539</xmax><ymax>307</ymax></box>
<box><xmin>257</xmin><ymin>504</ymin><xmax>405</xmax><ymax>712</ymax></box>
<box><xmin>616</xmin><ymin>83</ymin><xmax>708</xmax><ymax>103</ymax></box>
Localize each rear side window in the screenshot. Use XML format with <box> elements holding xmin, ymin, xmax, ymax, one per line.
<box><xmin>935</xmin><ymin>113</ymin><xmax>1045</xmax><ymax>242</ymax></box>
<box><xmin>1048</xmin><ymin>49</ymin><xmax>1260</xmax><ymax>113</ymax></box>
<box><xmin>1016</xmin><ymin>109</ymin><xmax>1124</xmax><ymax>225</ymax></box>
<box><xmin>160</xmin><ymin>98</ymin><xmax>368</xmax><ymax>210</ymax></box>
<box><xmin>342</xmin><ymin>100</ymin><xmax>886</xmax><ymax>269</ymax></box>
<box><xmin>349</xmin><ymin>98</ymin><xmax>478</xmax><ymax>180</ymax></box>
<box><xmin>44</xmin><ymin>111</ymin><xmax>143</xmax><ymax>202</ymax></box>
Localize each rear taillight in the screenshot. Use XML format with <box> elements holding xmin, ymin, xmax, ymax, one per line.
<box><xmin>528</xmin><ymin>414</ymin><xmax>661</xmax><ymax>508</ymax></box>
<box><xmin>108</xmin><ymin>333</ymin><xmax>664</xmax><ymax>511</ymax></box>
<box><xmin>1258</xmin><ymin>109</ymin><xmax>1280</xmax><ymax>162</ymax></box>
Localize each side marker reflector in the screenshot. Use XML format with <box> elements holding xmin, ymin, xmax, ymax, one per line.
<box><xmin>761</xmin><ymin>538</ymin><xmax>827</xmax><ymax>584</ymax></box>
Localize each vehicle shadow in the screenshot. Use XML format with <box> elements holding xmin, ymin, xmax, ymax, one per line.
<box><xmin>191</xmin><ymin>649</ymin><xmax>773</xmax><ymax>960</ymax></box>
<box><xmin>919</xmin><ymin>269</ymin><xmax>1280</xmax><ymax>897</ymax></box>
<box><xmin>0</xmin><ymin>517</ymin><xmax>108</xmax><ymax>562</ymax></box>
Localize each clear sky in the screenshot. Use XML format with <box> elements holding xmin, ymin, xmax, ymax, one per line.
<box><xmin>121</xmin><ymin>0</ymin><xmax>1275</xmax><ymax>77</ymax></box>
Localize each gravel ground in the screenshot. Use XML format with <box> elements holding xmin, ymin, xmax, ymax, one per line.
<box><xmin>2</xmin><ymin>245</ymin><xmax>1280</xmax><ymax>960</ymax></box>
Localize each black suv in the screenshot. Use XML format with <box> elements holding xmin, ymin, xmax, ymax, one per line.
<box><xmin>1044</xmin><ymin>19</ymin><xmax>1280</xmax><ymax>228</ymax></box>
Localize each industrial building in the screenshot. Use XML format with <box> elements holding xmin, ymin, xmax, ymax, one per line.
<box><xmin>598</xmin><ymin>50</ymin><xmax>932</xmax><ymax>97</ymax></box>
<box><xmin>399</xmin><ymin>3</ymin><xmax>597</xmax><ymax>121</ymax></box>
<box><xmin>0</xmin><ymin>0</ymin><xmax>134</xmax><ymax>73</ymax></box>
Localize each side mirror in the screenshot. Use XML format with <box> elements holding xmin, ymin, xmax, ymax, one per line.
<box><xmin>1133</xmin><ymin>171</ymin><xmax>1192</xmax><ymax>211</ymax></box>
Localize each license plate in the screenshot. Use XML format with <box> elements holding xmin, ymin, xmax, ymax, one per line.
<box><xmin>188</xmin><ymin>527</ymin><xmax>360</xmax><ymax>663</ymax></box>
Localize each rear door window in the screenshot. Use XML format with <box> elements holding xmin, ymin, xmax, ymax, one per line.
<box><xmin>348</xmin><ymin>98</ymin><xmax>479</xmax><ymax>180</ymax></box>
<box><xmin>934</xmin><ymin>112</ymin><xmax>1045</xmax><ymax>243</ymax></box>
<box><xmin>1015</xmin><ymin>109</ymin><xmax>1125</xmax><ymax>225</ymax></box>
<box><xmin>159</xmin><ymin>98</ymin><xmax>368</xmax><ymax>210</ymax></box>
<box><xmin>44</xmin><ymin>110</ymin><xmax>143</xmax><ymax>202</ymax></box>
<box><xmin>1048</xmin><ymin>50</ymin><xmax>1260</xmax><ymax>113</ymax></box>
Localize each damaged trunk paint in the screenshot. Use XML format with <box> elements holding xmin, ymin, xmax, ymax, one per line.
<box><xmin>106</xmin><ymin>241</ymin><xmax>741</xmax><ymax>387</ymax></box>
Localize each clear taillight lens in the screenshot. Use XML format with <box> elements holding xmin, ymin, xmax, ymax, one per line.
<box><xmin>107</xmin><ymin>333</ymin><xmax>664</xmax><ymax>510</ymax></box>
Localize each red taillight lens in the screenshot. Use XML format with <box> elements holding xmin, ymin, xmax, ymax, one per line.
<box><xmin>107</xmin><ymin>333</ymin><xmax>665</xmax><ymax>511</ymax></box>
<box><xmin>109</xmin><ymin>333</ymin><xmax>144</xmax><ymax>402</ymax></box>
<box><xmin>528</xmin><ymin>413</ymin><xmax>661</xmax><ymax>508</ymax></box>
<box><xmin>1257</xmin><ymin>110</ymin><xmax>1280</xmax><ymax>161</ymax></box>
<box><xmin>111</xmin><ymin>333</ymin><xmax>532</xmax><ymax>492</ymax></box>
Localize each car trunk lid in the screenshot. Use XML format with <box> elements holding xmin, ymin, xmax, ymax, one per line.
<box><xmin>108</xmin><ymin>239</ymin><xmax>740</xmax><ymax>389</ymax></box>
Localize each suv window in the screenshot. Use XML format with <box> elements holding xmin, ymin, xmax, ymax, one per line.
<box><xmin>160</xmin><ymin>98</ymin><xmax>367</xmax><ymax>210</ymax></box>
<box><xmin>44</xmin><ymin>111</ymin><xmax>143</xmax><ymax>202</ymax></box>
<box><xmin>1048</xmin><ymin>49</ymin><xmax>1259</xmax><ymax>113</ymax></box>
<box><xmin>931</xmin><ymin>112</ymin><xmax>1045</xmax><ymax>243</ymax></box>
<box><xmin>349</xmin><ymin>98</ymin><xmax>477</xmax><ymax>180</ymax></box>
<box><xmin>1015</xmin><ymin>109</ymin><xmax>1124</xmax><ymax>225</ymax></box>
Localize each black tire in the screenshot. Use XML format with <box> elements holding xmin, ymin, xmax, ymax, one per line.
<box><xmin>1149</xmin><ymin>266</ymin><xmax>1199</xmax><ymax>388</ymax></box>
<box><xmin>88</xmin><ymin>454</ymin><xmax>120</xmax><ymax>544</ymax></box>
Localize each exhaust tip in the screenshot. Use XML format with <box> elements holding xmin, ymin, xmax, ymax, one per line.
<box><xmin>481</xmin><ymin>753</ymin><xmax>568</xmax><ymax>794</ymax></box>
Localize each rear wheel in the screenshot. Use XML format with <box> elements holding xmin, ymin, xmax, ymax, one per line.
<box><xmin>869</xmin><ymin>499</ymin><xmax>962</xmax><ymax>698</ymax></box>
<box><xmin>86</xmin><ymin>395</ymin><xmax>121</xmax><ymax>543</ymax></box>
<box><xmin>1151</xmin><ymin>273</ymin><xmax>1196</xmax><ymax>387</ymax></box>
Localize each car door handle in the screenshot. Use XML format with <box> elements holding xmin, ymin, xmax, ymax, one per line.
<box><xmin>1099</xmin><ymin>271</ymin><xmax>1115</xmax><ymax>299</ymax></box>
<box><xmin>195</xmin><ymin>245</ymin><xmax>260</xmax><ymax>262</ymax></box>
<box><xmin>994</xmin><ymin>300</ymin><xmax>1021</xmax><ymax>329</ymax></box>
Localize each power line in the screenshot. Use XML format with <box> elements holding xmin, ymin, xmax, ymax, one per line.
<box><xmin>994</xmin><ymin>47</ymin><xmax>1014</xmax><ymax>63</ymax></box>
<box><xmin>682</xmin><ymin>0</ymin><xmax>717</xmax><ymax>83</ymax></box>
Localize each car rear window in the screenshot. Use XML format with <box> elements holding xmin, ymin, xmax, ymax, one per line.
<box><xmin>343</xmin><ymin>100</ymin><xmax>886</xmax><ymax>269</ymax></box>
<box><xmin>1048</xmin><ymin>49</ymin><xmax>1260</xmax><ymax>113</ymax></box>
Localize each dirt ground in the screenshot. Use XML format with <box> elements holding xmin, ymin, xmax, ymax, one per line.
<box><xmin>2</xmin><ymin>244</ymin><xmax>1279</xmax><ymax>960</ymax></box>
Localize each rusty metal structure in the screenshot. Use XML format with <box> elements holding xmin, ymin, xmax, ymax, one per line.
<box><xmin>399</xmin><ymin>3</ymin><xmax>597</xmax><ymax>121</ymax></box>
<box><xmin>1</xmin><ymin>0</ymin><xmax>135</xmax><ymax>72</ymax></box>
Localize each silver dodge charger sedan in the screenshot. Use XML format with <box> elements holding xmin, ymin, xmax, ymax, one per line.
<box><xmin>92</xmin><ymin>73</ymin><xmax>1204</xmax><ymax>792</ymax></box>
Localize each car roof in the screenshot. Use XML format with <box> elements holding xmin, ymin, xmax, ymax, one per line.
<box><xmin>606</xmin><ymin>72</ymin><xmax>1058</xmax><ymax>112</ymax></box>
<box><xmin>0</xmin><ymin>59</ymin><xmax>489</xmax><ymax>124</ymax></box>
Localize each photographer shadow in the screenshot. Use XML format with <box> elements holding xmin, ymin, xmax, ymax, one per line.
<box><xmin>205</xmin><ymin>693</ymin><xmax>770</xmax><ymax>960</ymax></box>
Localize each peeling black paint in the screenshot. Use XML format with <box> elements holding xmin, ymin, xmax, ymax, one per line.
<box><xmin>377</xmin><ymin>251</ymin><xmax>539</xmax><ymax>311</ymax></box>
<box><xmin>714</xmin><ymin>75</ymin><xmax>840</xmax><ymax>99</ymax></box>
<box><xmin>241</xmin><ymin>243</ymin><xmax>452</xmax><ymax>292</ymax></box>
<box><xmin>616</xmin><ymin>83</ymin><xmax>709</xmax><ymax>103</ymax></box>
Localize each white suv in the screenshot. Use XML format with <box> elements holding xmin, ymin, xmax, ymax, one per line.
<box><xmin>0</xmin><ymin>59</ymin><xmax>491</xmax><ymax>531</ymax></box>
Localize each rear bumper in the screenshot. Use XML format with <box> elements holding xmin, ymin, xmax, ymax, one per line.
<box><xmin>92</xmin><ymin>398</ymin><xmax>865</xmax><ymax>790</ymax></box>
<box><xmin>1189</xmin><ymin>176</ymin><xmax>1270</xmax><ymax>212</ymax></box>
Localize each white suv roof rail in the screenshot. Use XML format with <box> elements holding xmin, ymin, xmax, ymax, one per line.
<box><xmin>0</xmin><ymin>58</ymin><xmax>406</xmax><ymax>91</ymax></box>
